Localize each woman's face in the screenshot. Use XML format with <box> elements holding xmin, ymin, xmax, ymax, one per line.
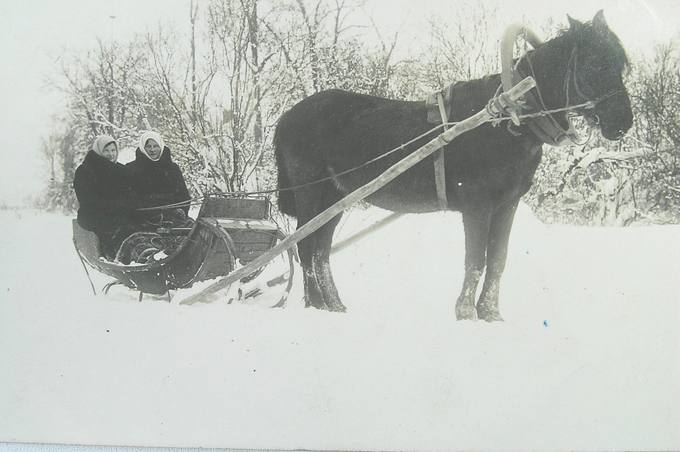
<box><xmin>144</xmin><ymin>139</ymin><xmax>162</xmax><ymax>160</ymax></box>
<box><xmin>101</xmin><ymin>142</ymin><xmax>118</xmax><ymax>162</ymax></box>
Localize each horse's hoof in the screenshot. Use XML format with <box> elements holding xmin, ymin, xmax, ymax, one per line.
<box><xmin>326</xmin><ymin>301</ymin><xmax>347</xmax><ymax>313</ymax></box>
<box><xmin>304</xmin><ymin>296</ymin><xmax>325</xmax><ymax>310</ymax></box>
<box><xmin>456</xmin><ymin>304</ymin><xmax>478</xmax><ymax>321</ymax></box>
<box><xmin>305</xmin><ymin>299</ymin><xmax>346</xmax><ymax>313</ymax></box>
<box><xmin>477</xmin><ymin>306</ymin><xmax>504</xmax><ymax>322</ymax></box>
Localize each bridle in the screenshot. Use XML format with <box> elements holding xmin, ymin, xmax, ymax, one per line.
<box><xmin>517</xmin><ymin>45</ymin><xmax>624</xmax><ymax>145</ymax></box>
<box><xmin>563</xmin><ymin>47</ymin><xmax>623</xmax><ymax>125</ymax></box>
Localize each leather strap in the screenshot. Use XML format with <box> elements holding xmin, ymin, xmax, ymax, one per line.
<box><xmin>514</xmin><ymin>63</ymin><xmax>578</xmax><ymax>146</ymax></box>
<box><xmin>434</xmin><ymin>92</ymin><xmax>449</xmax><ymax>210</ymax></box>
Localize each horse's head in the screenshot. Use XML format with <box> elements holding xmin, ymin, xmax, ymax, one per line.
<box><xmin>563</xmin><ymin>11</ymin><xmax>633</xmax><ymax>140</ymax></box>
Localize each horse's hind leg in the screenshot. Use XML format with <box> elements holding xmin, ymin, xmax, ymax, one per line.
<box><xmin>477</xmin><ymin>200</ymin><xmax>519</xmax><ymax>322</ymax></box>
<box><xmin>456</xmin><ymin>205</ymin><xmax>492</xmax><ymax>320</ymax></box>
<box><xmin>293</xmin><ymin>184</ymin><xmax>345</xmax><ymax>311</ymax></box>
<box><xmin>311</xmin><ymin>212</ymin><xmax>346</xmax><ymax>312</ymax></box>
<box><xmin>297</xmin><ymin>233</ymin><xmax>325</xmax><ymax>309</ymax></box>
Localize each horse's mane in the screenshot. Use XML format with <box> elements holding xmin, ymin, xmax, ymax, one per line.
<box><xmin>554</xmin><ymin>19</ymin><xmax>630</xmax><ymax>74</ymax></box>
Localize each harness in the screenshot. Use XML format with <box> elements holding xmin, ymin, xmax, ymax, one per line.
<box><xmin>434</xmin><ymin>91</ymin><xmax>451</xmax><ymax>209</ymax></box>
<box><xmin>421</xmin><ymin>44</ymin><xmax>624</xmax><ymax>210</ymax></box>
<box><xmin>425</xmin><ymin>82</ymin><xmax>459</xmax><ymax>209</ymax></box>
<box><xmin>514</xmin><ymin>53</ymin><xmax>579</xmax><ymax>146</ymax></box>
<box><xmin>509</xmin><ymin>47</ymin><xmax>623</xmax><ymax>146</ymax></box>
<box><xmin>425</xmin><ymin>82</ymin><xmax>459</xmax><ymax>210</ymax></box>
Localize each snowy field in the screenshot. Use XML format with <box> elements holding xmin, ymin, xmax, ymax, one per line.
<box><xmin>1</xmin><ymin>205</ymin><xmax>679</xmax><ymax>450</ymax></box>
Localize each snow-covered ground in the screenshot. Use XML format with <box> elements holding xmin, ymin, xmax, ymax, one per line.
<box><xmin>1</xmin><ymin>205</ymin><xmax>678</xmax><ymax>450</ymax></box>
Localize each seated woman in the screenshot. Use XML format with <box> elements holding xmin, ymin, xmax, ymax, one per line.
<box><xmin>73</xmin><ymin>135</ymin><xmax>138</xmax><ymax>260</ymax></box>
<box><xmin>126</xmin><ymin>131</ymin><xmax>191</xmax><ymax>228</ymax></box>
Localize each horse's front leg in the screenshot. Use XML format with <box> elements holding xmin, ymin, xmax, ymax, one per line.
<box><xmin>477</xmin><ymin>200</ymin><xmax>519</xmax><ymax>322</ymax></box>
<box><xmin>456</xmin><ymin>206</ymin><xmax>492</xmax><ymax>320</ymax></box>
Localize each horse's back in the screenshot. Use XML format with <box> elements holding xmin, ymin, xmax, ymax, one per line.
<box><xmin>276</xmin><ymin>89</ymin><xmax>417</xmax><ymax>141</ymax></box>
<box><xmin>275</xmin><ymin>89</ymin><xmax>428</xmax><ymax>163</ymax></box>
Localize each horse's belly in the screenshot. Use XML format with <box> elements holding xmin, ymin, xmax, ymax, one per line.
<box><xmin>364</xmin><ymin>189</ymin><xmax>443</xmax><ymax>213</ymax></box>
<box><xmin>333</xmin><ymin>163</ymin><xmax>456</xmax><ymax>214</ymax></box>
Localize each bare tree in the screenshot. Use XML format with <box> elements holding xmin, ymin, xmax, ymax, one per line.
<box><xmin>39</xmin><ymin>126</ymin><xmax>78</xmax><ymax>211</ymax></box>
<box><xmin>419</xmin><ymin>4</ymin><xmax>501</xmax><ymax>92</ymax></box>
<box><xmin>627</xmin><ymin>40</ymin><xmax>680</xmax><ymax>220</ymax></box>
<box><xmin>56</xmin><ymin>38</ymin><xmax>149</xmax><ymax>143</ymax></box>
<box><xmin>262</xmin><ymin>0</ymin><xmax>397</xmax><ymax>97</ymax></box>
<box><xmin>203</xmin><ymin>0</ymin><xmax>291</xmax><ymax>191</ymax></box>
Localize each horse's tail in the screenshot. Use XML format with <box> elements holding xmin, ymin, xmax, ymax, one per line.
<box><xmin>273</xmin><ymin>129</ymin><xmax>297</xmax><ymax>218</ymax></box>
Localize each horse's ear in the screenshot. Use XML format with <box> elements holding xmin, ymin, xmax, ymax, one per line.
<box><xmin>592</xmin><ymin>10</ymin><xmax>608</xmax><ymax>29</ymax></box>
<box><xmin>567</xmin><ymin>15</ymin><xmax>582</xmax><ymax>30</ymax></box>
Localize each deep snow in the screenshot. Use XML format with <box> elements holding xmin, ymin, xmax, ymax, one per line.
<box><xmin>0</xmin><ymin>205</ymin><xmax>678</xmax><ymax>450</ymax></box>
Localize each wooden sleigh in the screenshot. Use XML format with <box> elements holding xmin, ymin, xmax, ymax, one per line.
<box><xmin>72</xmin><ymin>195</ymin><xmax>295</xmax><ymax>304</ymax></box>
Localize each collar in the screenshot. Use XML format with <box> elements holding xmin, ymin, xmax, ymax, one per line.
<box><xmin>513</xmin><ymin>62</ymin><xmax>578</xmax><ymax>147</ymax></box>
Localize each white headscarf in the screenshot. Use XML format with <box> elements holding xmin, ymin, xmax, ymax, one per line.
<box><xmin>92</xmin><ymin>135</ymin><xmax>118</xmax><ymax>159</ymax></box>
<box><xmin>138</xmin><ymin>131</ymin><xmax>165</xmax><ymax>161</ymax></box>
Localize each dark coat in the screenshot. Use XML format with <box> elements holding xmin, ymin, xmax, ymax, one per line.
<box><xmin>125</xmin><ymin>147</ymin><xmax>191</xmax><ymax>215</ymax></box>
<box><xmin>73</xmin><ymin>150</ymin><xmax>139</xmax><ymax>257</ymax></box>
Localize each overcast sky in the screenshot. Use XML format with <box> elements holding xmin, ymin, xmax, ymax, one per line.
<box><xmin>0</xmin><ymin>0</ymin><xmax>678</xmax><ymax>205</ymax></box>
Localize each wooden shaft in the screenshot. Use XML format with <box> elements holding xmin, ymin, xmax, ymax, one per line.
<box><xmin>331</xmin><ymin>211</ymin><xmax>404</xmax><ymax>254</ymax></box>
<box><xmin>180</xmin><ymin>77</ymin><xmax>536</xmax><ymax>306</ymax></box>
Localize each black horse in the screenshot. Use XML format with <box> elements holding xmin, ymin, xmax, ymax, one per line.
<box><xmin>273</xmin><ymin>11</ymin><xmax>632</xmax><ymax>321</ymax></box>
